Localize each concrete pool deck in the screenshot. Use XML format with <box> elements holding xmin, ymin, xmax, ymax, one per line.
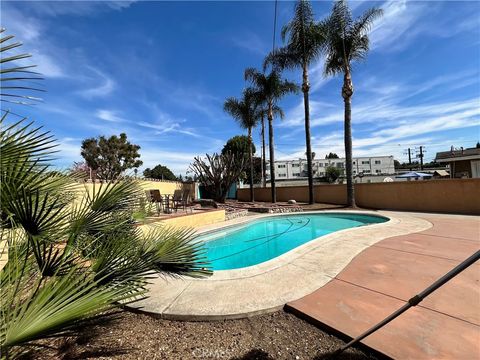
<box><xmin>287</xmin><ymin>213</ymin><xmax>480</xmax><ymax>359</ymax></box>
<box><xmin>133</xmin><ymin>210</ymin><xmax>433</xmax><ymax>320</ymax></box>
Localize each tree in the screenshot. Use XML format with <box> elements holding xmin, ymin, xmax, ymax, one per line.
<box><xmin>224</xmin><ymin>89</ymin><xmax>261</xmax><ymax>202</ymax></box>
<box><xmin>222</xmin><ymin>135</ymin><xmax>257</xmax><ymax>158</ymax></box>
<box><xmin>264</xmin><ymin>0</ymin><xmax>326</xmax><ymax>205</ymax></box>
<box><xmin>81</xmin><ymin>133</ymin><xmax>143</xmax><ymax>180</ymax></box>
<box><xmin>325</xmin><ymin>166</ymin><xmax>341</xmax><ymax>183</ymax></box>
<box><xmin>189</xmin><ymin>152</ymin><xmax>246</xmax><ymax>203</ymax></box>
<box><xmin>144</xmin><ymin>164</ymin><xmax>177</xmax><ymax>181</ymax></box>
<box><xmin>325</xmin><ymin>152</ymin><xmax>339</xmax><ymax>159</ymax></box>
<box><xmin>323</xmin><ymin>0</ymin><xmax>383</xmax><ymax>207</ymax></box>
<box><xmin>245</xmin><ymin>68</ymin><xmax>298</xmax><ymax>203</ymax></box>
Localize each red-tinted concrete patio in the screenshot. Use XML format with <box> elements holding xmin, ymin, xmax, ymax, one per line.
<box><xmin>287</xmin><ymin>213</ymin><xmax>480</xmax><ymax>359</ymax></box>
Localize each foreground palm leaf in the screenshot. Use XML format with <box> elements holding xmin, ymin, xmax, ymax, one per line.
<box><xmin>0</xmin><ymin>31</ymin><xmax>211</xmax><ymax>357</ymax></box>
<box><xmin>0</xmin><ymin>29</ymin><xmax>44</xmax><ymax>107</ymax></box>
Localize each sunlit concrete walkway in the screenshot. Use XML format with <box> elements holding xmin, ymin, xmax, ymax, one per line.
<box><xmin>287</xmin><ymin>213</ymin><xmax>480</xmax><ymax>359</ymax></box>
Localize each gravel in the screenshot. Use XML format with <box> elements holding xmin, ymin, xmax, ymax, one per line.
<box><xmin>26</xmin><ymin>310</ymin><xmax>379</xmax><ymax>360</ymax></box>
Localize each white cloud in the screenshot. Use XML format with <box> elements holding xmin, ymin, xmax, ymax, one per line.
<box><xmin>2</xmin><ymin>6</ymin><xmax>66</xmax><ymax>78</ymax></box>
<box><xmin>231</xmin><ymin>31</ymin><xmax>269</xmax><ymax>55</ymax></box>
<box><xmin>78</xmin><ymin>67</ymin><xmax>115</xmax><ymax>98</ymax></box>
<box><xmin>95</xmin><ymin>109</ymin><xmax>125</xmax><ymax>122</ymax></box>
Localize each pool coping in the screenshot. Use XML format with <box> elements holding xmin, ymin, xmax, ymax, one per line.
<box><xmin>130</xmin><ymin>210</ymin><xmax>433</xmax><ymax>321</ymax></box>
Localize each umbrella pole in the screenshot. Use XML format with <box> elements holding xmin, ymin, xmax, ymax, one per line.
<box><xmin>330</xmin><ymin>250</ymin><xmax>480</xmax><ymax>357</ymax></box>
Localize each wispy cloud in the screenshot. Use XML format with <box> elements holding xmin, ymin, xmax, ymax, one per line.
<box><xmin>231</xmin><ymin>31</ymin><xmax>269</xmax><ymax>55</ymax></box>
<box><xmin>370</xmin><ymin>0</ymin><xmax>479</xmax><ymax>52</ymax></box>
<box><xmin>24</xmin><ymin>1</ymin><xmax>136</xmax><ymax>17</ymax></box>
<box><xmin>78</xmin><ymin>67</ymin><xmax>115</xmax><ymax>98</ymax></box>
<box><xmin>95</xmin><ymin>109</ymin><xmax>125</xmax><ymax>122</ymax></box>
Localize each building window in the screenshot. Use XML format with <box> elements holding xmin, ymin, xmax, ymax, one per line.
<box><xmin>353</xmin><ymin>161</ymin><xmax>356</xmax><ymax>165</ymax></box>
<box><xmin>364</xmin><ymin>169</ymin><xmax>371</xmax><ymax>173</ymax></box>
<box><xmin>375</xmin><ymin>160</ymin><xmax>381</xmax><ymax>165</ymax></box>
<box><xmin>362</xmin><ymin>160</ymin><xmax>370</xmax><ymax>165</ymax></box>
<box><xmin>278</xmin><ymin>173</ymin><xmax>286</xmax><ymax>177</ymax></box>
<box><xmin>375</xmin><ymin>169</ymin><xmax>381</xmax><ymax>174</ymax></box>
<box><xmin>292</xmin><ymin>163</ymin><xmax>299</xmax><ymax>167</ymax></box>
<box><xmin>277</xmin><ymin>164</ymin><xmax>286</xmax><ymax>168</ymax></box>
<box><xmin>336</xmin><ymin>162</ymin><xmax>344</xmax><ymax>168</ymax></box>
<box><xmin>318</xmin><ymin>163</ymin><xmax>323</xmax><ymax>167</ymax></box>
<box><xmin>293</xmin><ymin>172</ymin><xmax>300</xmax><ymax>176</ymax></box>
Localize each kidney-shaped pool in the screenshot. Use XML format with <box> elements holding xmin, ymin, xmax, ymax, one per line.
<box><xmin>198</xmin><ymin>212</ymin><xmax>388</xmax><ymax>270</ymax></box>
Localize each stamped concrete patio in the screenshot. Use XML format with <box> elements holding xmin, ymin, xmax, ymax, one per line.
<box><xmin>287</xmin><ymin>213</ymin><xmax>480</xmax><ymax>359</ymax></box>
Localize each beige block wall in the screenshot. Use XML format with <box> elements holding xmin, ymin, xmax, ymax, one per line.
<box><xmin>238</xmin><ymin>179</ymin><xmax>480</xmax><ymax>215</ymax></box>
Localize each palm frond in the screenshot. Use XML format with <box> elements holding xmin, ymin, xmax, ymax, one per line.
<box><xmin>323</xmin><ymin>0</ymin><xmax>382</xmax><ymax>76</ymax></box>
<box><xmin>0</xmin><ymin>29</ymin><xmax>44</xmax><ymax>107</ymax></box>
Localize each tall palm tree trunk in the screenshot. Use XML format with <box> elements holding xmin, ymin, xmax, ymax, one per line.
<box><xmin>268</xmin><ymin>104</ymin><xmax>276</xmax><ymax>203</ymax></box>
<box><xmin>342</xmin><ymin>71</ymin><xmax>355</xmax><ymax>207</ymax></box>
<box><xmin>302</xmin><ymin>64</ymin><xmax>314</xmax><ymax>205</ymax></box>
<box><xmin>248</xmin><ymin>127</ymin><xmax>255</xmax><ymax>202</ymax></box>
<box><xmin>261</xmin><ymin>115</ymin><xmax>267</xmax><ymax>188</ymax></box>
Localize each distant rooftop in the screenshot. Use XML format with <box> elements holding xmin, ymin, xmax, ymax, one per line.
<box><xmin>435</xmin><ymin>147</ymin><xmax>480</xmax><ymax>162</ymax></box>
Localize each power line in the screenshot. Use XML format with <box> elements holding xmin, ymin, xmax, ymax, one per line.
<box><xmin>272</xmin><ymin>0</ymin><xmax>278</xmax><ymax>52</ymax></box>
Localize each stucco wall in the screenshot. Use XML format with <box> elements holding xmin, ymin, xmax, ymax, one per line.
<box><xmin>78</xmin><ymin>180</ymin><xmax>185</xmax><ymax>203</ymax></box>
<box><xmin>238</xmin><ymin>179</ymin><xmax>480</xmax><ymax>215</ymax></box>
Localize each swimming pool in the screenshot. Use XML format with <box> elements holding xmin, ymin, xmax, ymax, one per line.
<box><xmin>199</xmin><ymin>213</ymin><xmax>388</xmax><ymax>270</ymax></box>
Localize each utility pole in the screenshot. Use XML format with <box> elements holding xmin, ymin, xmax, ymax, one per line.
<box><xmin>416</xmin><ymin>146</ymin><xmax>425</xmax><ymax>170</ymax></box>
<box><xmin>404</xmin><ymin>148</ymin><xmax>412</xmax><ymax>170</ymax></box>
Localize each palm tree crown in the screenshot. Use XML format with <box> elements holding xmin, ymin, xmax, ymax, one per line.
<box><xmin>244</xmin><ymin>68</ymin><xmax>298</xmax><ymax>105</ymax></box>
<box><xmin>323</xmin><ymin>0</ymin><xmax>383</xmax><ymax>77</ymax></box>
<box><xmin>223</xmin><ymin>88</ymin><xmax>260</xmax><ymax>131</ymax></box>
<box><xmin>264</xmin><ymin>0</ymin><xmax>325</xmax><ymax>73</ymax></box>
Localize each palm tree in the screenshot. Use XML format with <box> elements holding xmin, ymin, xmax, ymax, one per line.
<box><xmin>264</xmin><ymin>0</ymin><xmax>326</xmax><ymax>205</ymax></box>
<box><xmin>323</xmin><ymin>0</ymin><xmax>382</xmax><ymax>207</ymax></box>
<box><xmin>224</xmin><ymin>88</ymin><xmax>260</xmax><ymax>202</ymax></box>
<box><xmin>257</xmin><ymin>105</ymin><xmax>284</xmax><ymax>188</ymax></box>
<box><xmin>244</xmin><ymin>68</ymin><xmax>298</xmax><ymax>203</ymax></box>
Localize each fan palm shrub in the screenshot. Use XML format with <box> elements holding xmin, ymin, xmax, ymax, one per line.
<box><xmin>244</xmin><ymin>68</ymin><xmax>298</xmax><ymax>203</ymax></box>
<box><xmin>0</xmin><ymin>30</ymin><xmax>210</xmax><ymax>358</ymax></box>
<box><xmin>323</xmin><ymin>0</ymin><xmax>383</xmax><ymax>207</ymax></box>
<box><xmin>264</xmin><ymin>0</ymin><xmax>327</xmax><ymax>205</ymax></box>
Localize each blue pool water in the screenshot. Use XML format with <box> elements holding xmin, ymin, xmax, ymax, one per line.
<box><xmin>199</xmin><ymin>213</ymin><xmax>387</xmax><ymax>270</ymax></box>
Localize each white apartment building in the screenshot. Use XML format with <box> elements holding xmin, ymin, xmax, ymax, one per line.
<box><xmin>266</xmin><ymin>156</ymin><xmax>395</xmax><ymax>180</ymax></box>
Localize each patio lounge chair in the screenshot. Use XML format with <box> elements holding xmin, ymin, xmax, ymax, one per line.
<box><xmin>172</xmin><ymin>188</ymin><xmax>190</xmax><ymax>212</ymax></box>
<box><xmin>145</xmin><ymin>189</ymin><xmax>166</xmax><ymax>214</ymax></box>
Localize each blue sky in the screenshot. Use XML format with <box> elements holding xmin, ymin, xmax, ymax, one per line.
<box><xmin>2</xmin><ymin>0</ymin><xmax>480</xmax><ymax>175</ymax></box>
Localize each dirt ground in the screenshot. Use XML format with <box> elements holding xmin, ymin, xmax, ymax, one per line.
<box><xmin>27</xmin><ymin>310</ymin><xmax>379</xmax><ymax>360</ymax></box>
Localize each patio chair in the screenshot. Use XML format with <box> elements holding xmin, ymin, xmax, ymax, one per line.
<box><xmin>145</xmin><ymin>189</ymin><xmax>165</xmax><ymax>214</ymax></box>
<box><xmin>172</xmin><ymin>188</ymin><xmax>190</xmax><ymax>212</ymax></box>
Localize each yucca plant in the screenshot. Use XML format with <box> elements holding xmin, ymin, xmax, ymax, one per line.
<box><xmin>0</xmin><ymin>29</ymin><xmax>211</xmax><ymax>358</ymax></box>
